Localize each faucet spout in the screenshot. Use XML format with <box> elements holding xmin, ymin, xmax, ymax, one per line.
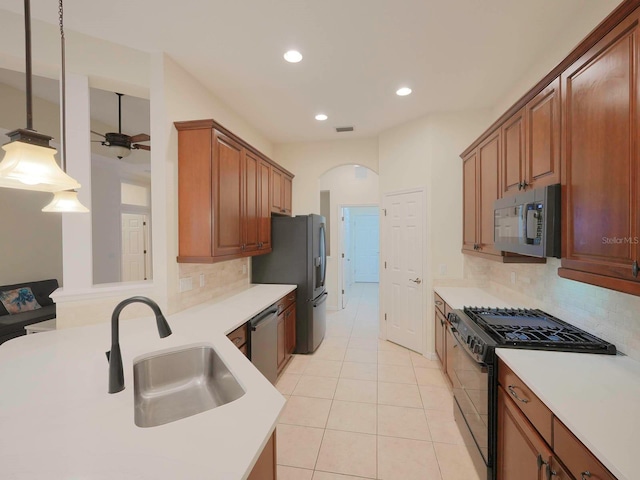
<box><xmin>108</xmin><ymin>296</ymin><xmax>172</xmax><ymax>394</ymax></box>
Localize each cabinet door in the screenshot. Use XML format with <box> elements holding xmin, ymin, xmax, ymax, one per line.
<box><xmin>258</xmin><ymin>159</ymin><xmax>272</xmax><ymax>250</ymax></box>
<box><xmin>561</xmin><ymin>13</ymin><xmax>640</xmax><ymax>285</ymax></box>
<box><xmin>526</xmin><ymin>77</ymin><xmax>561</xmax><ymax>190</ymax></box>
<box><xmin>285</xmin><ymin>304</ymin><xmax>296</xmax><ymax>355</ymax></box>
<box><xmin>462</xmin><ymin>150</ymin><xmax>478</xmax><ymax>252</ymax></box>
<box><xmin>247</xmin><ymin>431</ymin><xmax>276</xmax><ymax>480</ymax></box>
<box><xmin>283</xmin><ymin>174</ymin><xmax>293</xmax><ymax>215</ymax></box>
<box><xmin>444</xmin><ymin>325</ymin><xmax>458</xmax><ymax>388</ymax></box>
<box><xmin>243</xmin><ymin>150</ymin><xmax>260</xmax><ymax>253</ymax></box>
<box><xmin>497</xmin><ymin>386</ymin><xmax>550</xmax><ymax>480</ymax></box>
<box><xmin>501</xmin><ymin>108</ymin><xmax>526</xmax><ymax>197</ymax></box>
<box><xmin>271</xmin><ymin>168</ymin><xmax>284</xmax><ymax>214</ymax></box>
<box><xmin>177</xmin><ymin>128</ymin><xmax>213</xmax><ymax>258</ymax></box>
<box><xmin>434</xmin><ymin>309</ymin><xmax>445</xmax><ymax>366</ymax></box>
<box><xmin>478</xmin><ymin>130</ymin><xmax>501</xmax><ymax>255</ymax></box>
<box><xmin>212</xmin><ymin>131</ymin><xmax>244</xmax><ymax>257</ymax></box>
<box><xmin>277</xmin><ymin>313</ymin><xmax>286</xmax><ymax>370</ymax></box>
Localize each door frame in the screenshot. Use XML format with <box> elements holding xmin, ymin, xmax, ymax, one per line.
<box><xmin>337</xmin><ymin>203</ymin><xmax>380</xmax><ymax>310</ymax></box>
<box><xmin>380</xmin><ymin>187</ymin><xmax>427</xmax><ymax>355</ymax></box>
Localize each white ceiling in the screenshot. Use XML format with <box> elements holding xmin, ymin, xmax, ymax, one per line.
<box><xmin>0</xmin><ymin>0</ymin><xmax>622</xmax><ymax>143</ymax></box>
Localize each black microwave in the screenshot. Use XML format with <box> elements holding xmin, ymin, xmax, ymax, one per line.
<box><xmin>493</xmin><ymin>184</ymin><xmax>561</xmax><ymax>258</ymax></box>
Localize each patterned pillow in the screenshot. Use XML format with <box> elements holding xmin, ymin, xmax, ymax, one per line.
<box><xmin>0</xmin><ymin>287</ymin><xmax>42</xmax><ymax>314</ymax></box>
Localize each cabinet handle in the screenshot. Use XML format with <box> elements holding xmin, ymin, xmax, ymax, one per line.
<box><xmin>537</xmin><ymin>455</ymin><xmax>548</xmax><ymax>472</ymax></box>
<box><xmin>230</xmin><ymin>336</ymin><xmax>243</xmax><ymax>346</ymax></box>
<box><xmin>440</xmin><ymin>319</ymin><xmax>445</xmax><ymax>326</ymax></box>
<box><xmin>507</xmin><ymin>385</ymin><xmax>530</xmax><ymax>403</ymax></box>
<box><xmin>546</xmin><ymin>464</ymin><xmax>557</xmax><ymax>480</ymax></box>
<box><xmin>633</xmin><ymin>261</ymin><xmax>638</xmax><ymax>278</ymax></box>
<box><xmin>522</xmin><ymin>180</ymin><xmax>529</xmax><ymax>190</ymax></box>
<box><xmin>581</xmin><ymin>472</ymin><xmax>592</xmax><ymax>480</ymax></box>
<box><xmin>518</xmin><ymin>182</ymin><xmax>523</xmax><ymax>191</ymax></box>
<box><xmin>435</xmin><ymin>300</ymin><xmax>443</xmax><ymax>306</ymax></box>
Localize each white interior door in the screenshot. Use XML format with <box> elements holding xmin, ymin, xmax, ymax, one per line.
<box><xmin>384</xmin><ymin>190</ymin><xmax>424</xmax><ymax>352</ymax></box>
<box><xmin>354</xmin><ymin>214</ymin><xmax>380</xmax><ymax>282</ymax></box>
<box><xmin>341</xmin><ymin>207</ymin><xmax>352</xmax><ymax>308</ymax></box>
<box><xmin>122</xmin><ymin>213</ymin><xmax>148</xmax><ymax>281</ymax></box>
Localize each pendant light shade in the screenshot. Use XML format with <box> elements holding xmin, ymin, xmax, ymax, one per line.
<box><xmin>0</xmin><ymin>130</ymin><xmax>81</xmax><ymax>192</ymax></box>
<box><xmin>42</xmin><ymin>189</ymin><xmax>89</xmax><ymax>212</ymax></box>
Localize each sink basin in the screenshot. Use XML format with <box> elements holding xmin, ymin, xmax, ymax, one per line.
<box><xmin>133</xmin><ymin>344</ymin><xmax>245</xmax><ymax>428</ymax></box>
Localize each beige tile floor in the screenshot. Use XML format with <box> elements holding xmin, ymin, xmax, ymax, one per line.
<box><xmin>275</xmin><ymin>283</ymin><xmax>482</xmax><ymax>480</ymax></box>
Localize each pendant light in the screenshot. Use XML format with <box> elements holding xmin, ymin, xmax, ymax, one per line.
<box><xmin>42</xmin><ymin>0</ymin><xmax>88</xmax><ymax>213</ymax></box>
<box><xmin>0</xmin><ymin>0</ymin><xmax>81</xmax><ymax>193</ymax></box>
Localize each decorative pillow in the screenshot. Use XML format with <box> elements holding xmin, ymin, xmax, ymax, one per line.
<box><xmin>0</xmin><ymin>287</ymin><xmax>42</xmax><ymax>314</ymax></box>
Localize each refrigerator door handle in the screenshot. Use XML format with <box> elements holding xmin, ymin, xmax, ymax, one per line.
<box><xmin>313</xmin><ymin>292</ymin><xmax>329</xmax><ymax>307</ymax></box>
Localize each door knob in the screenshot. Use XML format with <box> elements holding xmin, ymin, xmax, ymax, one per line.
<box><xmin>410</xmin><ymin>278</ymin><xmax>422</xmax><ymax>284</ymax></box>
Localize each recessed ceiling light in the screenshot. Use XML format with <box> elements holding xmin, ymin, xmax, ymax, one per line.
<box><xmin>396</xmin><ymin>87</ymin><xmax>412</xmax><ymax>96</ymax></box>
<box><xmin>284</xmin><ymin>50</ymin><xmax>303</xmax><ymax>63</ymax></box>
<box><xmin>315</xmin><ymin>113</ymin><xmax>328</xmax><ymax>121</ymax></box>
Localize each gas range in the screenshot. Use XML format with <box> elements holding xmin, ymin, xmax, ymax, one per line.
<box><xmin>446</xmin><ymin>306</ymin><xmax>616</xmax><ymax>480</ymax></box>
<box><xmin>462</xmin><ymin>307</ymin><xmax>616</xmax><ymax>354</ymax></box>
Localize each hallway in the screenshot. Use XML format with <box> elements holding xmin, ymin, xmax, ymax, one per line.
<box><xmin>275</xmin><ymin>283</ymin><xmax>481</xmax><ymax>480</ymax></box>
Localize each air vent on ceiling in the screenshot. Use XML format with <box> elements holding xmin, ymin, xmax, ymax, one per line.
<box><xmin>336</xmin><ymin>126</ymin><xmax>354</xmax><ymax>133</ymax></box>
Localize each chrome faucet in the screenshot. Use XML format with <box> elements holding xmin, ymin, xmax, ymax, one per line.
<box><xmin>107</xmin><ymin>296</ymin><xmax>172</xmax><ymax>394</ymax></box>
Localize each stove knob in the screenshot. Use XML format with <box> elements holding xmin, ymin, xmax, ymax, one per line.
<box><xmin>469</xmin><ymin>337</ymin><xmax>475</xmax><ymax>349</ymax></box>
<box><xmin>473</xmin><ymin>343</ymin><xmax>481</xmax><ymax>354</ymax></box>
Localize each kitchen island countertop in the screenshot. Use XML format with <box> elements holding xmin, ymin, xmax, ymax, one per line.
<box><xmin>0</xmin><ymin>283</ymin><xmax>296</xmax><ymax>479</ymax></box>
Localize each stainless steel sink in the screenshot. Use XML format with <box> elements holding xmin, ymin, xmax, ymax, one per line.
<box><xmin>133</xmin><ymin>344</ymin><xmax>245</xmax><ymax>428</ymax></box>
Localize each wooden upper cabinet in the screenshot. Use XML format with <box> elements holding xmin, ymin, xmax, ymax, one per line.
<box><xmin>242</xmin><ymin>150</ymin><xmax>260</xmax><ymax>253</ymax></box>
<box><xmin>271</xmin><ymin>167</ymin><xmax>293</xmax><ymax>216</ymax></box>
<box><xmin>258</xmin><ymin>159</ymin><xmax>272</xmax><ymax>251</ymax></box>
<box><xmin>283</xmin><ymin>174</ymin><xmax>293</xmax><ymax>215</ymax></box>
<box><xmin>271</xmin><ymin>168</ymin><xmax>283</xmax><ymax>214</ymax></box>
<box><xmin>175</xmin><ymin>119</ymin><xmax>293</xmax><ymax>263</ymax></box>
<box><xmin>525</xmin><ymin>77</ymin><xmax>561</xmax><ymax>190</ymax></box>
<box><xmin>501</xmin><ymin>108</ymin><xmax>526</xmax><ymax>197</ymax></box>
<box><xmin>559</xmin><ymin>10</ymin><xmax>640</xmax><ymax>294</ymax></box>
<box><xmin>213</xmin><ymin>131</ymin><xmax>244</xmax><ymax>258</ymax></box>
<box><xmin>477</xmin><ymin>130</ymin><xmax>501</xmax><ymax>255</ymax></box>
<box><xmin>462</xmin><ymin>150</ymin><xmax>478</xmax><ymax>252</ymax></box>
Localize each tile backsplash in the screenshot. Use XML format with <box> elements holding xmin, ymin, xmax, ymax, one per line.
<box><xmin>173</xmin><ymin>258</ymin><xmax>250</xmax><ymax>313</ymax></box>
<box><xmin>465</xmin><ymin>256</ymin><xmax>640</xmax><ymax>361</ymax></box>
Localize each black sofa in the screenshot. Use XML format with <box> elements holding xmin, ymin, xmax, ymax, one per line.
<box><xmin>0</xmin><ymin>279</ymin><xmax>58</xmax><ymax>345</ymax></box>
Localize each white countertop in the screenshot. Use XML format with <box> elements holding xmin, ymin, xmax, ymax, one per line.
<box><xmin>0</xmin><ymin>283</ymin><xmax>296</xmax><ymax>480</ymax></box>
<box><xmin>497</xmin><ymin>349</ymin><xmax>640</xmax><ymax>480</ymax></box>
<box><xmin>434</xmin><ymin>286</ymin><xmax>515</xmax><ymax>309</ymax></box>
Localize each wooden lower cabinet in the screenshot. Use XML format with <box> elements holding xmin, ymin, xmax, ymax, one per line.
<box><xmin>248</xmin><ymin>431</ymin><xmax>276</xmax><ymax>480</ymax></box>
<box><xmin>497</xmin><ymin>385</ymin><xmax>552</xmax><ymax>480</ymax></box>
<box><xmin>497</xmin><ymin>360</ymin><xmax>617</xmax><ymax>480</ymax></box>
<box><xmin>277</xmin><ymin>313</ymin><xmax>286</xmax><ymax>370</ymax></box>
<box><xmin>553</xmin><ymin>418</ymin><xmax>617</xmax><ymax>480</ymax></box>
<box><xmin>434</xmin><ymin>309</ymin><xmax>445</xmax><ymax>366</ymax></box>
<box><xmin>285</xmin><ymin>304</ymin><xmax>296</xmax><ymax>355</ymax></box>
<box><xmin>227</xmin><ymin>323</ymin><xmax>249</xmax><ymax>358</ymax></box>
<box><xmin>444</xmin><ymin>322</ymin><xmax>458</xmax><ymax>388</ymax></box>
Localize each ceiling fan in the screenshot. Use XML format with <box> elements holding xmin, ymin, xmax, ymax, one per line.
<box><xmin>91</xmin><ymin>93</ymin><xmax>150</xmax><ymax>160</ymax></box>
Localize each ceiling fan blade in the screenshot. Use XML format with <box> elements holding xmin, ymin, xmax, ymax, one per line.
<box><xmin>132</xmin><ymin>144</ymin><xmax>151</xmax><ymax>151</ymax></box>
<box><xmin>129</xmin><ymin>133</ymin><xmax>150</xmax><ymax>143</ymax></box>
<box><xmin>91</xmin><ymin>130</ymin><xmax>106</xmax><ymax>138</ymax></box>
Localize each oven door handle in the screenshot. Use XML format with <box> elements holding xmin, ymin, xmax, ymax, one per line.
<box><xmin>450</xmin><ymin>330</ymin><xmax>488</xmax><ymax>374</ymax></box>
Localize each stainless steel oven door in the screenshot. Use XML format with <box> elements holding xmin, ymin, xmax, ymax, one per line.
<box><xmin>449</xmin><ymin>332</ymin><xmax>489</xmax><ymax>465</ymax></box>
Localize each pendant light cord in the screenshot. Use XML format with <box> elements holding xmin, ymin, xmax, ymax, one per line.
<box><xmin>24</xmin><ymin>0</ymin><xmax>33</xmax><ymax>130</ymax></box>
<box><xmin>58</xmin><ymin>0</ymin><xmax>66</xmax><ymax>172</ymax></box>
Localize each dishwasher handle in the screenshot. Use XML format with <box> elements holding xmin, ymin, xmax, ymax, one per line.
<box><xmin>250</xmin><ymin>306</ymin><xmax>279</xmax><ymax>331</ymax></box>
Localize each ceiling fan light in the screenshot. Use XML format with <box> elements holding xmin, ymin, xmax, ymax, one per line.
<box><xmin>42</xmin><ymin>189</ymin><xmax>89</xmax><ymax>213</ymax></box>
<box><xmin>0</xmin><ymin>137</ymin><xmax>81</xmax><ymax>192</ymax></box>
<box><xmin>111</xmin><ymin>145</ymin><xmax>131</xmax><ymax>159</ymax></box>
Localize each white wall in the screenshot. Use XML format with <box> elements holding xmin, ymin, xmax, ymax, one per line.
<box><xmin>318</xmin><ymin>165</ymin><xmax>379</xmax><ymax>309</ymax></box>
<box><xmin>378</xmin><ymin>109</ymin><xmax>492</xmax><ymax>354</ymax></box>
<box><xmin>275</xmin><ymin>137</ymin><xmax>379</xmax><ymax>216</ymax></box>
<box><xmin>0</xmin><ymin>188</ymin><xmax>62</xmax><ymax>286</ymax></box>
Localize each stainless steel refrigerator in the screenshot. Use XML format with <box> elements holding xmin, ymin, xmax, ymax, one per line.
<box><xmin>251</xmin><ymin>214</ymin><xmax>327</xmax><ymax>353</ymax></box>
